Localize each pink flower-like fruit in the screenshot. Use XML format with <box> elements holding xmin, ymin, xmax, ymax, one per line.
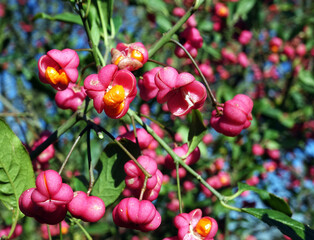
<box><xmin>117</xmin><ymin>128</ymin><xmax>156</xmax><ymax>150</ymax></box>
<box><xmin>67</xmin><ymin>191</ymin><xmax>106</xmax><ymax>222</ymax></box>
<box><xmin>38</xmin><ymin>49</ymin><xmax>79</xmax><ymax>90</ymax></box>
<box><xmin>55</xmin><ymin>82</ymin><xmax>86</xmax><ymax>111</ymax></box>
<box><xmin>165</xmin><ymin>143</ymin><xmax>200</xmax><ymax>169</ymax></box>
<box><xmin>210</xmin><ymin>94</ymin><xmax>253</xmax><ymax>137</ymax></box>
<box><xmin>269</xmin><ymin>37</ymin><xmax>283</xmax><ymax>53</ymax></box>
<box><xmin>19</xmin><ymin>170</ymin><xmax>73</xmax><ymax>225</ymax></box>
<box><xmin>252</xmin><ymin>143</ymin><xmax>264</xmax><ymax>156</ymax></box>
<box><xmin>215</xmin><ymin>3</ymin><xmax>229</xmax><ymax>17</ymax></box>
<box><xmin>111</xmin><ymin>42</ymin><xmax>148</xmax><ymax>71</ymax></box>
<box><xmin>0</xmin><ymin>224</ymin><xmax>23</xmax><ymax>239</ymax></box>
<box><xmin>112</xmin><ymin>197</ymin><xmax>161</xmax><ymax>232</ymax></box>
<box><xmin>174</xmin><ymin>208</ymin><xmax>218</xmax><ymax>240</ymax></box>
<box><xmin>84</xmin><ymin>64</ymin><xmax>137</xmax><ymax>118</ymax></box>
<box><xmin>124</xmin><ymin>155</ymin><xmax>163</xmax><ymax>201</ymax></box>
<box><xmin>31</xmin><ymin>170</ymin><xmax>73</xmax><ymax>212</ymax></box>
<box><xmin>155</xmin><ymin>67</ymin><xmax>207</xmax><ymax>116</ymax></box>
<box><xmin>138</xmin><ymin>67</ymin><xmax>162</xmax><ymax>101</ymax></box>
<box><xmin>238</xmin><ymin>30</ymin><xmax>252</xmax><ymax>45</ymax></box>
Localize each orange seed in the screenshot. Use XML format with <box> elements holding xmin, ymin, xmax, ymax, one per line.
<box><xmin>194</xmin><ymin>217</ymin><xmax>212</xmax><ymax>237</ymax></box>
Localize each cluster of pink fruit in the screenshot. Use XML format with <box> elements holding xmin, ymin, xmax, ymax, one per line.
<box><xmin>19</xmin><ymin>170</ymin><xmax>105</xmax><ymax>225</ymax></box>
<box><xmin>33</xmin><ymin>37</ymin><xmax>255</xmax><ymax>238</ymax></box>
<box><xmin>172</xmin><ymin>9</ymin><xmax>203</xmax><ymax>59</ymax></box>
<box><xmin>37</xmin><ymin>42</ymin><xmax>254</xmax><ymax>137</ymax></box>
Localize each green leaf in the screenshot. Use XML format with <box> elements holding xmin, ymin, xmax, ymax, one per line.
<box><xmin>72</xmin><ymin>175</ymin><xmax>89</xmax><ymax>193</ymax></box>
<box><xmin>265</xmin><ymin>140</ymin><xmax>280</xmax><ymax>150</ymax></box>
<box><xmin>33</xmin><ymin>12</ymin><xmax>82</xmax><ymax>25</ymax></box>
<box><xmin>234</xmin><ymin>0</ymin><xmax>257</xmax><ymax>21</ymax></box>
<box><xmin>298</xmin><ymin>69</ymin><xmax>314</xmax><ymax>93</ymax></box>
<box><xmin>238</xmin><ymin>183</ymin><xmax>292</xmax><ymax>216</ymax></box>
<box><xmin>203</xmin><ymin>44</ymin><xmax>221</xmax><ymax>60</ymax></box>
<box><xmin>156</xmin><ymin>15</ymin><xmax>172</xmax><ymax>32</ymax></box>
<box><xmin>113</xmin><ymin>15</ymin><xmax>123</xmax><ymax>33</ymax></box>
<box><xmin>185</xmin><ymin>110</ymin><xmax>207</xmax><ymax>157</ymax></box>
<box><xmin>138</xmin><ymin>0</ymin><xmax>169</xmax><ymax>16</ymax></box>
<box><xmin>92</xmin><ymin>139</ymin><xmax>141</xmax><ymax>206</ymax></box>
<box><xmin>87</xmin><ymin>3</ymin><xmax>99</xmax><ymax>26</ymax></box>
<box><xmin>90</xmin><ymin>20</ymin><xmax>100</xmax><ymax>47</ymax></box>
<box><xmin>243</xmin><ymin>208</ymin><xmax>314</xmax><ymax>240</ymax></box>
<box><xmin>0</xmin><ymin>119</ymin><xmax>35</xmax><ymax>212</ymax></box>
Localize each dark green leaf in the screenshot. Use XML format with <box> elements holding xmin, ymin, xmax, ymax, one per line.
<box><xmin>243</xmin><ymin>208</ymin><xmax>314</xmax><ymax>240</ymax></box>
<box><xmin>92</xmin><ymin>139</ymin><xmax>141</xmax><ymax>206</ymax></box>
<box><xmin>238</xmin><ymin>183</ymin><xmax>292</xmax><ymax>216</ymax></box>
<box><xmin>0</xmin><ymin>119</ymin><xmax>35</xmax><ymax>213</ymax></box>
<box><xmin>185</xmin><ymin>110</ymin><xmax>207</xmax><ymax>157</ymax></box>
<box><xmin>72</xmin><ymin>175</ymin><xmax>89</xmax><ymax>193</ymax></box>
<box><xmin>33</xmin><ymin>12</ymin><xmax>82</xmax><ymax>25</ymax></box>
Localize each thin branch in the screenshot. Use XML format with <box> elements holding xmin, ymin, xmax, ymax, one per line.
<box><xmin>169</xmin><ymin>38</ymin><xmax>218</xmax><ymax>108</ymax></box>
<box><xmin>87</xmin><ymin>128</ymin><xmax>95</xmax><ymax>196</ymax></box>
<box><xmin>176</xmin><ymin>162</ymin><xmax>183</xmax><ymax>214</ymax></box>
<box><xmin>58</xmin><ymin>126</ymin><xmax>89</xmax><ymax>175</ymax></box>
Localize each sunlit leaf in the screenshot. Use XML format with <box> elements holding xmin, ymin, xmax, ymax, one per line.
<box><xmin>238</xmin><ymin>183</ymin><xmax>292</xmax><ymax>216</ymax></box>
<box><xmin>0</xmin><ymin>119</ymin><xmax>35</xmax><ymax>214</ymax></box>
<box><xmin>33</xmin><ymin>12</ymin><xmax>82</xmax><ymax>25</ymax></box>
<box><xmin>243</xmin><ymin>208</ymin><xmax>314</xmax><ymax>240</ymax></box>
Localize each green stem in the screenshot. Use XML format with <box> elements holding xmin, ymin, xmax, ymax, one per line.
<box><xmin>176</xmin><ymin>162</ymin><xmax>183</xmax><ymax>214</ymax></box>
<box><xmin>169</xmin><ymin>38</ymin><xmax>218</xmax><ymax>107</ymax></box>
<box><xmin>96</xmin><ymin>0</ymin><xmax>112</xmax><ymax>65</ymax></box>
<box><xmin>78</xmin><ymin>3</ymin><xmax>102</xmax><ymax>68</ymax></box>
<box><xmin>223</xmin><ymin>189</ymin><xmax>245</xmax><ymax>202</ymax></box>
<box><xmin>72</xmin><ymin>218</ymin><xmax>92</xmax><ymax>240</ymax></box>
<box><xmin>139</xmin><ymin>176</ymin><xmax>149</xmax><ymax>201</ymax></box>
<box><xmin>220</xmin><ymin>200</ymin><xmax>242</xmax><ymax>212</ymax></box>
<box><xmin>84</xmin><ymin>0</ymin><xmax>92</xmax><ymax>19</ymax></box>
<box><xmin>148</xmin><ymin>6</ymin><xmax>198</xmax><ymax>58</ymax></box>
<box><xmin>59</xmin><ymin>221</ymin><xmax>63</xmax><ymax>240</ymax></box>
<box><xmin>0</xmin><ymin>112</ymin><xmax>33</xmax><ymax>118</ymax></box>
<box><xmin>147</xmin><ymin>58</ymin><xmax>168</xmax><ymax>67</ymax></box>
<box><xmin>74</xmin><ymin>48</ymin><xmax>93</xmax><ymax>52</ymax></box>
<box><xmin>6</xmin><ymin>209</ymin><xmax>19</xmax><ymax>240</ymax></box>
<box><xmin>131</xmin><ymin>116</ymin><xmax>141</xmax><ymax>153</ymax></box>
<box><xmin>113</xmin><ymin>138</ymin><xmax>152</xmax><ymax>178</ymax></box>
<box><xmin>47</xmin><ymin>225</ymin><xmax>52</xmax><ymax>240</ymax></box>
